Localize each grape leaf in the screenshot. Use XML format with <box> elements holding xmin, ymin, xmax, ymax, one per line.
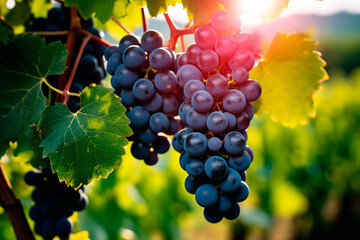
<box><xmin>181</xmin><ymin>0</ymin><xmax>221</xmax><ymax>25</ymax></box>
<box><xmin>146</xmin><ymin>0</ymin><xmax>180</xmax><ymax>17</ymax></box>
<box><xmin>38</xmin><ymin>85</ymin><xmax>132</xmax><ymax>188</ymax></box>
<box><xmin>249</xmin><ymin>33</ymin><xmax>329</xmax><ymax>127</ymax></box>
<box><xmin>0</xmin><ymin>21</ymin><xmax>12</xmax><ymax>43</ymax></box>
<box><xmin>64</xmin><ymin>0</ymin><xmax>130</xmax><ymax>24</ymax></box>
<box><xmin>4</xmin><ymin>0</ymin><xmax>31</xmax><ymax>26</ymax></box>
<box><xmin>0</xmin><ymin>34</ymin><xmax>67</xmax><ymax>157</ymax></box>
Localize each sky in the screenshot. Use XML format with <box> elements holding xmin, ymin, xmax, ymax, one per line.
<box><xmin>162</xmin><ymin>0</ymin><xmax>360</xmax><ymax>26</ymax></box>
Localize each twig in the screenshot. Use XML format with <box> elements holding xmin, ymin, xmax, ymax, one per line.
<box><xmin>141</xmin><ymin>7</ymin><xmax>147</xmax><ymax>33</ymax></box>
<box><xmin>26</xmin><ymin>31</ymin><xmax>68</xmax><ymax>36</ymax></box>
<box><xmin>0</xmin><ymin>163</ymin><xmax>35</xmax><ymax>240</ymax></box>
<box><xmin>111</xmin><ymin>16</ymin><xmax>134</xmax><ymax>35</ymax></box>
<box><xmin>74</xmin><ymin>27</ymin><xmax>112</xmax><ymax>46</ymax></box>
<box><xmin>62</xmin><ymin>35</ymin><xmax>91</xmax><ymax>103</ymax></box>
<box><xmin>0</xmin><ymin>16</ymin><xmax>13</xmax><ymax>31</ymax></box>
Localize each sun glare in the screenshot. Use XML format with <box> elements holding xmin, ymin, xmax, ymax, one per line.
<box><xmin>238</xmin><ymin>0</ymin><xmax>281</xmax><ymax>26</ymax></box>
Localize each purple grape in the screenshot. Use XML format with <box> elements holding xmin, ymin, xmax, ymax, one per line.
<box><xmin>206</xmin><ymin>74</ymin><xmax>229</xmax><ymax>97</ymax></box>
<box><xmin>184</xmin><ymin>80</ymin><xmax>205</xmax><ymax>100</ymax></box>
<box><xmin>196</xmin><ymin>49</ymin><xmax>219</xmax><ymax>72</ymax></box>
<box><xmin>194</xmin><ymin>25</ymin><xmax>217</xmax><ymax>50</ymax></box>
<box><xmin>215</xmin><ymin>35</ymin><xmax>236</xmax><ymax>58</ymax></box>
<box><xmin>206</xmin><ymin>111</ymin><xmax>229</xmax><ymax>133</ymax></box>
<box><xmin>222</xmin><ymin>89</ymin><xmax>246</xmax><ymax>113</ymax></box>
<box><xmin>191</xmin><ymin>90</ymin><xmax>214</xmax><ymax>113</ymax></box>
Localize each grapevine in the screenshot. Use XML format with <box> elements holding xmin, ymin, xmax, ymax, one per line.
<box><xmin>0</xmin><ymin>0</ymin><xmax>329</xmax><ymax>239</ymax></box>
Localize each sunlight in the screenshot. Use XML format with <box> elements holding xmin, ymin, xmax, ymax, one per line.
<box><xmin>239</xmin><ymin>0</ymin><xmax>279</xmax><ymax>25</ymax></box>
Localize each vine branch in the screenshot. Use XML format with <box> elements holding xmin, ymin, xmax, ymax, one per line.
<box><xmin>141</xmin><ymin>7</ymin><xmax>147</xmax><ymax>33</ymax></box>
<box><xmin>26</xmin><ymin>30</ymin><xmax>68</xmax><ymax>36</ymax></box>
<box><xmin>0</xmin><ymin>163</ymin><xmax>34</xmax><ymax>240</ymax></box>
<box><xmin>111</xmin><ymin>16</ymin><xmax>134</xmax><ymax>35</ymax></box>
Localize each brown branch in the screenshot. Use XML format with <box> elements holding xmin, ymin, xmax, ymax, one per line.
<box><xmin>0</xmin><ymin>163</ymin><xmax>34</xmax><ymax>240</ymax></box>
<box><xmin>26</xmin><ymin>31</ymin><xmax>68</xmax><ymax>36</ymax></box>
<box><xmin>74</xmin><ymin>27</ymin><xmax>112</xmax><ymax>47</ymax></box>
<box><xmin>0</xmin><ymin>16</ymin><xmax>13</xmax><ymax>31</ymax></box>
<box><xmin>141</xmin><ymin>7</ymin><xmax>147</xmax><ymax>33</ymax></box>
<box><xmin>111</xmin><ymin>16</ymin><xmax>134</xmax><ymax>35</ymax></box>
<box><xmin>62</xmin><ymin>35</ymin><xmax>91</xmax><ymax>103</ymax></box>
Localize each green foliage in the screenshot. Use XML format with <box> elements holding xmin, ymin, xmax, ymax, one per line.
<box><xmin>0</xmin><ymin>34</ymin><xmax>67</xmax><ymax>158</ymax></box>
<box><xmin>250</xmin><ymin>33</ymin><xmax>329</xmax><ymax>127</ymax></box>
<box><xmin>38</xmin><ymin>85</ymin><xmax>132</xmax><ymax>188</ymax></box>
<box><xmin>0</xmin><ymin>21</ymin><xmax>12</xmax><ymax>43</ymax></box>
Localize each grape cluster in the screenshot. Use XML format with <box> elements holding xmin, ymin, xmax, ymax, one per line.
<box><xmin>172</xmin><ymin>10</ymin><xmax>261</xmax><ymax>223</ymax></box>
<box><xmin>105</xmin><ymin>31</ymin><xmax>183</xmax><ymax>165</ymax></box>
<box><xmin>27</xmin><ymin>6</ymin><xmax>107</xmax><ymax>112</ymax></box>
<box><xmin>25</xmin><ymin>165</ymin><xmax>88</xmax><ymax>239</ymax></box>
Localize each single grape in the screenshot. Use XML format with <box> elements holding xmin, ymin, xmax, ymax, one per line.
<box><xmin>206</xmin><ymin>111</ymin><xmax>229</xmax><ymax>133</ymax></box>
<box><xmin>104</xmin><ymin>45</ymin><xmax>121</xmax><ymax>60</ymax></box>
<box><xmin>211</xmin><ymin>10</ymin><xmax>232</xmax><ymax>32</ymax></box>
<box><xmin>195</xmin><ymin>184</ymin><xmax>219</xmax><ymax>207</ymax></box>
<box><xmin>40</xmin><ymin>220</ymin><xmax>56</xmax><ymax>239</ymax></box>
<box><xmin>194</xmin><ymin>25</ymin><xmax>217</xmax><ymax>50</ymax></box>
<box><xmin>133</xmin><ymin>78</ymin><xmax>155</xmax><ymax>102</ymax></box>
<box><xmin>178</xmin><ymin>101</ymin><xmax>192</xmax><ymax>122</ymax></box>
<box><xmin>231</xmin><ymin>67</ymin><xmax>249</xmax><ymax>85</ymax></box>
<box><xmin>177</xmin><ymin>53</ymin><xmax>191</xmax><ymax>67</ymax></box>
<box><xmin>161</xmin><ymin>93</ymin><xmax>179</xmax><ymax>115</ymax></box>
<box><xmin>164</xmin><ymin>117</ymin><xmax>179</xmax><ymax>135</ymax></box>
<box><xmin>204</xmin><ymin>156</ymin><xmax>228</xmax><ymax>180</ymax></box>
<box><xmin>216</xmin><ymin>194</ymin><xmax>233</xmax><ymax>213</ymax></box>
<box><xmin>131</xmin><ymin>141</ymin><xmax>150</xmax><ymax>159</ymax></box>
<box><xmin>184</xmin><ymin>132</ymin><xmax>208</xmax><ymax>156</ymax></box>
<box><xmin>236</xmin><ymin>112</ymin><xmax>250</xmax><ymax>132</ymax></box>
<box><xmin>224</xmin><ymin>131</ymin><xmax>246</xmax><ymax>156</ymax></box>
<box><xmin>206</xmin><ymin>74</ymin><xmax>229</xmax><ymax>98</ymax></box>
<box><xmin>120</xmin><ymin>89</ymin><xmax>140</xmax><ymax>107</ymax></box>
<box><xmin>191</xmin><ymin>90</ymin><xmax>214</xmax><ymax>113</ymax></box>
<box><xmin>186</xmin><ymin>159</ymin><xmax>204</xmax><ymax>176</ymax></box>
<box><xmin>196</xmin><ymin>49</ymin><xmax>219</xmax><ymax>72</ymax></box>
<box><xmin>119</xmin><ymin>35</ymin><xmax>140</xmax><ymax>54</ymax></box>
<box><xmin>154</xmin><ymin>70</ymin><xmax>177</xmax><ymax>93</ymax></box>
<box><xmin>215</xmin><ymin>35</ymin><xmax>236</xmax><ymax>58</ymax></box>
<box><xmin>228</xmin><ymin>151</ymin><xmax>251</xmax><ymax>172</ymax></box>
<box><xmin>208</xmin><ymin>137</ymin><xmax>222</xmax><ymax>152</ymax></box>
<box><xmin>149</xmin><ymin>112</ymin><xmax>169</xmax><ymax>133</ymax></box>
<box><xmin>237</xmin><ymin>80</ymin><xmax>262</xmax><ymax>102</ymax></box>
<box><xmin>144</xmin><ymin>151</ymin><xmax>159</xmax><ymax>165</ymax></box>
<box><xmin>141</xmin><ymin>30</ymin><xmax>163</xmax><ymax>53</ymax></box>
<box><xmin>106</xmin><ymin>53</ymin><xmax>122</xmax><ymax>75</ymax></box>
<box><xmin>184</xmin><ymin>80</ymin><xmax>205</xmax><ymax>100</ymax></box>
<box><xmin>55</xmin><ymin>217</ymin><xmax>73</xmax><ymax>238</ymax></box>
<box><xmin>223</xmin><ymin>203</ymin><xmax>240</xmax><ymax>220</ymax></box>
<box><xmin>185</xmin><ymin>108</ymin><xmax>209</xmax><ymax>130</ymax></box>
<box><xmin>123</xmin><ymin>45</ymin><xmax>146</xmax><ymax>70</ymax></box>
<box><xmin>127</xmin><ymin>106</ymin><xmax>150</xmax><ymax>128</ymax></box>
<box><xmin>152</xmin><ymin>136</ymin><xmax>170</xmax><ymax>154</ymax></box>
<box><xmin>179</xmin><ymin>151</ymin><xmax>192</xmax><ymax>170</ymax></box>
<box><xmin>186</xmin><ymin>44</ymin><xmax>202</xmax><ymax>64</ymax></box>
<box><xmin>243</xmin><ymin>102</ymin><xmax>255</xmax><ymax>120</ymax></box>
<box><xmin>111</xmin><ymin>64</ymin><xmax>140</xmax><ymax>90</ymax></box>
<box><xmin>143</xmin><ymin>93</ymin><xmax>163</xmax><ymax>113</ymax></box>
<box><xmin>218</xmin><ymin>168</ymin><xmax>242</xmax><ymax>193</ymax></box>
<box><xmin>222</xmin><ymin>89</ymin><xmax>246</xmax><ymax>114</ymax></box>
<box><xmin>185</xmin><ymin>175</ymin><xmax>199</xmax><ymax>194</ymax></box>
<box><xmin>224</xmin><ymin>112</ymin><xmax>237</xmax><ymax>129</ymax></box>
<box><xmin>172</xmin><ymin>128</ymin><xmax>193</xmax><ymax>152</ymax></box>
<box><xmin>177</xmin><ymin>64</ymin><xmax>203</xmax><ymax>87</ymax></box>
<box><xmin>230</xmin><ymin>181</ymin><xmax>249</xmax><ymax>202</ymax></box>
<box><xmin>228</xmin><ymin>49</ymin><xmax>255</xmax><ymax>71</ymax></box>
<box><xmin>149</xmin><ymin>48</ymin><xmax>172</xmax><ymax>70</ymax></box>
<box><xmin>138</xmin><ymin>128</ymin><xmax>158</xmax><ymax>144</ymax></box>
<box><xmin>203</xmin><ymin>208</ymin><xmax>223</xmax><ymax>223</ymax></box>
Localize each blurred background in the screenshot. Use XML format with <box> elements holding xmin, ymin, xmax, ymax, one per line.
<box><xmin>1</xmin><ymin>0</ymin><xmax>360</xmax><ymax>239</ymax></box>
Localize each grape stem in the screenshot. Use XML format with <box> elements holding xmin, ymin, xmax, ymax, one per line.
<box><xmin>62</xmin><ymin>35</ymin><xmax>91</xmax><ymax>103</ymax></box>
<box><xmin>0</xmin><ymin>163</ymin><xmax>35</xmax><ymax>240</ymax></box>
<box><xmin>163</xmin><ymin>13</ymin><xmax>197</xmax><ymax>50</ymax></box>
<box><xmin>111</xmin><ymin>16</ymin><xmax>135</xmax><ymax>36</ymax></box>
<box><xmin>42</xmin><ymin>78</ymin><xmax>80</xmax><ymax>98</ymax></box>
<box><xmin>141</xmin><ymin>7</ymin><xmax>147</xmax><ymax>33</ymax></box>
<box><xmin>0</xmin><ymin>16</ymin><xmax>13</xmax><ymax>31</ymax></box>
<box><xmin>74</xmin><ymin>27</ymin><xmax>112</xmax><ymax>46</ymax></box>
<box><xmin>26</xmin><ymin>31</ymin><xmax>69</xmax><ymax>36</ymax></box>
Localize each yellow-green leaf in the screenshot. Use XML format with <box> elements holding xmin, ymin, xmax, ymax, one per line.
<box><xmin>250</xmin><ymin>33</ymin><xmax>329</xmax><ymax>127</ymax></box>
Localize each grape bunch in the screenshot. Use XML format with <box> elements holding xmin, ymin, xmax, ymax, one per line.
<box><xmin>105</xmin><ymin>30</ymin><xmax>183</xmax><ymax>165</ymax></box>
<box><xmin>171</xmin><ymin>10</ymin><xmax>261</xmax><ymax>223</ymax></box>
<box><xmin>27</xmin><ymin>5</ymin><xmax>107</xmax><ymax>112</ymax></box>
<box><xmin>25</xmin><ymin>165</ymin><xmax>88</xmax><ymax>239</ymax></box>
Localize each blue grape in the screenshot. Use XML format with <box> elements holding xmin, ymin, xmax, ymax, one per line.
<box><xmin>172</xmin><ymin>128</ymin><xmax>193</xmax><ymax>152</ymax></box>
<box><xmin>229</xmin><ymin>150</ymin><xmax>251</xmax><ymax>172</ymax></box>
<box><xmin>152</xmin><ymin>136</ymin><xmax>170</xmax><ymax>154</ymax></box>
<box><xmin>141</xmin><ymin>30</ymin><xmax>163</xmax><ymax>53</ymax></box>
<box><xmin>204</xmin><ymin>156</ymin><xmax>228</xmax><ymax>180</ymax></box>
<box><xmin>185</xmin><ymin>175</ymin><xmax>200</xmax><ymax>194</ymax></box>
<box><xmin>119</xmin><ymin>35</ymin><xmax>140</xmax><ymax>54</ymax></box>
<box><xmin>111</xmin><ymin>64</ymin><xmax>140</xmax><ymax>89</ymax></box>
<box><xmin>179</xmin><ymin>151</ymin><xmax>192</xmax><ymax>170</ymax></box>
<box><xmin>164</xmin><ymin>117</ymin><xmax>179</xmax><ymax>135</ymax></box>
<box><xmin>245</xmin><ymin>146</ymin><xmax>254</xmax><ymax>162</ymax></box>
<box><xmin>203</xmin><ymin>207</ymin><xmax>223</xmax><ymax>223</ymax></box>
<box><xmin>161</xmin><ymin>94</ymin><xmax>178</xmax><ymax>115</ymax></box>
<box><xmin>184</xmin><ymin>132</ymin><xmax>208</xmax><ymax>156</ymax></box>
<box><xmin>149</xmin><ymin>112</ymin><xmax>169</xmax><ymax>132</ymax></box>
<box><xmin>208</xmin><ymin>137</ymin><xmax>222</xmax><ymax>152</ymax></box>
<box><xmin>144</xmin><ymin>151</ymin><xmax>158</xmax><ymax>165</ymax></box>
<box><xmin>55</xmin><ymin>217</ymin><xmax>73</xmax><ymax>238</ymax></box>
<box><xmin>196</xmin><ymin>49</ymin><xmax>219</xmax><ymax>72</ymax></box>
<box><xmin>104</xmin><ymin>45</ymin><xmax>121</xmax><ymax>60</ymax></box>
<box><xmin>177</xmin><ymin>64</ymin><xmax>203</xmax><ymax>87</ymax></box>
<box><xmin>123</xmin><ymin>46</ymin><xmax>146</xmax><ymax>70</ymax></box>
<box><xmin>185</xmin><ymin>108</ymin><xmax>209</xmax><ymax>130</ymax></box>
<box><xmin>224</xmin><ymin>131</ymin><xmax>246</xmax><ymax>156</ymax></box>
<box><xmin>149</xmin><ymin>48</ymin><xmax>172</xmax><ymax>70</ymax></box>
<box><xmin>143</xmin><ymin>93</ymin><xmax>163</xmax><ymax>113</ymax></box>
<box><xmin>216</xmin><ymin>194</ymin><xmax>233</xmax><ymax>213</ymax></box>
<box><xmin>224</xmin><ymin>112</ymin><xmax>237</xmax><ymax>129</ymax></box>
<box><xmin>191</xmin><ymin>90</ymin><xmax>213</xmax><ymax>113</ymax></box>
<box><xmin>186</xmin><ymin>159</ymin><xmax>204</xmax><ymax>176</ymax></box>
<box><xmin>120</xmin><ymin>89</ymin><xmax>140</xmax><ymax>107</ymax></box>
<box><xmin>243</xmin><ymin>102</ymin><xmax>255</xmax><ymax>120</ymax></box>
<box><xmin>206</xmin><ymin>111</ymin><xmax>229</xmax><ymax>133</ymax></box>
<box><xmin>186</xmin><ymin>44</ymin><xmax>202</xmax><ymax>64</ymax></box>
<box><xmin>223</xmin><ymin>203</ymin><xmax>240</xmax><ymax>220</ymax></box>
<box><xmin>138</xmin><ymin>128</ymin><xmax>158</xmax><ymax>144</ymax></box>
<box><xmin>195</xmin><ymin>184</ymin><xmax>219</xmax><ymax>207</ymax></box>
<box><xmin>133</xmin><ymin>78</ymin><xmax>155</xmax><ymax>102</ymax></box>
<box><xmin>237</xmin><ymin>80</ymin><xmax>262</xmax><ymax>102</ymax></box>
<box><xmin>218</xmin><ymin>168</ymin><xmax>242</xmax><ymax>193</ymax></box>
<box><xmin>154</xmin><ymin>70</ymin><xmax>177</xmax><ymax>93</ymax></box>
<box><xmin>127</xmin><ymin>106</ymin><xmax>150</xmax><ymax>128</ymax></box>
<box><xmin>29</xmin><ymin>205</ymin><xmax>43</xmax><ymax>222</ymax></box>
<box><xmin>131</xmin><ymin>141</ymin><xmax>150</xmax><ymax>159</ymax></box>
<box><xmin>40</xmin><ymin>220</ymin><xmax>56</xmax><ymax>239</ymax></box>
<box><xmin>184</xmin><ymin>80</ymin><xmax>205</xmax><ymax>100</ymax></box>
<box><xmin>178</xmin><ymin>101</ymin><xmax>192</xmax><ymax>122</ymax></box>
<box><xmin>231</xmin><ymin>181</ymin><xmax>249</xmax><ymax>202</ymax></box>
<box><xmin>106</xmin><ymin>53</ymin><xmax>122</xmax><ymax>75</ymax></box>
<box><xmin>239</xmin><ymin>171</ymin><xmax>247</xmax><ymax>181</ymax></box>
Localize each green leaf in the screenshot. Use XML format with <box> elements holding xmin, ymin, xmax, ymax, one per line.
<box><xmin>5</xmin><ymin>0</ymin><xmax>31</xmax><ymax>26</ymax></box>
<box><xmin>181</xmin><ymin>0</ymin><xmax>221</xmax><ymax>25</ymax></box>
<box><xmin>38</xmin><ymin>85</ymin><xmax>132</xmax><ymax>188</ymax></box>
<box><xmin>14</xmin><ymin>125</ymin><xmax>47</xmax><ymax>168</ymax></box>
<box><xmin>249</xmin><ymin>33</ymin><xmax>329</xmax><ymax>127</ymax></box>
<box><xmin>0</xmin><ymin>34</ymin><xmax>67</xmax><ymax>157</ymax></box>
<box><xmin>65</xmin><ymin>0</ymin><xmax>130</xmax><ymax>24</ymax></box>
<box><xmin>146</xmin><ymin>0</ymin><xmax>180</xmax><ymax>17</ymax></box>
<box><xmin>0</xmin><ymin>21</ymin><xmax>12</xmax><ymax>43</ymax></box>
